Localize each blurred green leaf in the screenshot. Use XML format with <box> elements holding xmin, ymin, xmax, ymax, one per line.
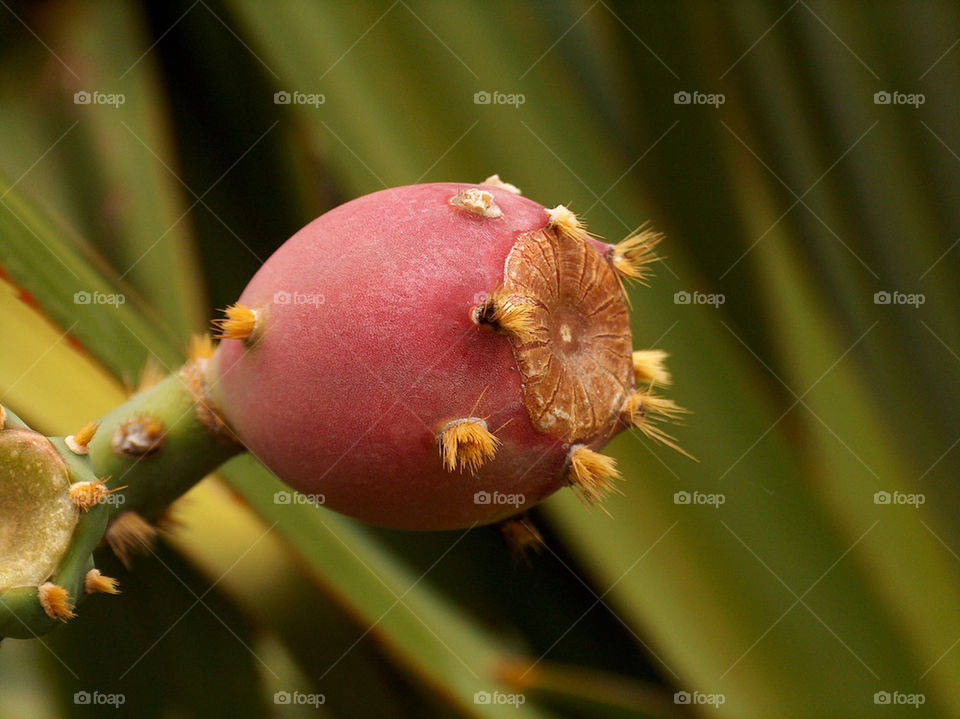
<box><xmin>46</xmin><ymin>542</ymin><xmax>268</xmax><ymax>719</ymax></box>
<box><xmin>220</xmin><ymin>455</ymin><xmax>557</xmax><ymax>719</ymax></box>
<box><xmin>0</xmin><ymin>279</ymin><xmax>122</xmax><ymax>432</ymax></box>
<box><xmin>0</xmin><ymin>0</ymin><xmax>206</xmax><ymax>341</ymax></box>
<box><xmin>0</xmin><ymin>173</ymin><xmax>183</xmax><ymax>381</ymax></box>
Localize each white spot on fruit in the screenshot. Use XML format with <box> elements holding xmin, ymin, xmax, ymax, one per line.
<box><xmin>450</xmin><ymin>188</ymin><xmax>502</xmax><ymax>218</ymax></box>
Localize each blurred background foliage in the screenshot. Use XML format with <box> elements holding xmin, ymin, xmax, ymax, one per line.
<box><xmin>0</xmin><ymin>1</ymin><xmax>958</xmax><ymax>717</ymax></box>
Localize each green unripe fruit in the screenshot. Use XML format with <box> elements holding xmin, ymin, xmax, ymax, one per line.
<box><xmin>0</xmin><ymin>428</ymin><xmax>77</xmax><ymax>591</ymax></box>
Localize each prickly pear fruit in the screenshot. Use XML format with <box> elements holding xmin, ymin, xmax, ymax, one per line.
<box><xmin>211</xmin><ymin>180</ymin><xmax>680</xmax><ymax>529</ymax></box>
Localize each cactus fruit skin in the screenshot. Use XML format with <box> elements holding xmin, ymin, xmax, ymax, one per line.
<box><xmin>211</xmin><ymin>182</ymin><xmax>669</xmax><ymax>530</ymax></box>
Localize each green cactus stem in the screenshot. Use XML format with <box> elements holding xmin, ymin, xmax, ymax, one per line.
<box><xmin>88</xmin><ymin>354</ymin><xmax>242</xmax><ymax>524</ymax></box>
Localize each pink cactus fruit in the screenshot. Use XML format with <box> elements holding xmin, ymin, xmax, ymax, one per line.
<box><xmin>210</xmin><ymin>178</ymin><xmax>682</xmax><ymax>530</ymax></box>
